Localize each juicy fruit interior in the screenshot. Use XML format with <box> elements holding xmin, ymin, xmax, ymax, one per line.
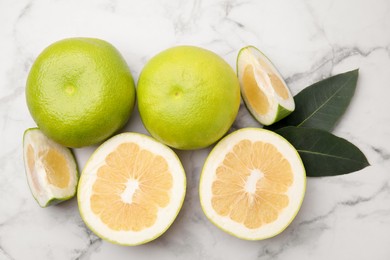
<box><xmin>211</xmin><ymin>139</ymin><xmax>293</xmax><ymax>229</ymax></box>
<box><xmin>242</xmin><ymin>59</ymin><xmax>289</xmax><ymax>116</ymax></box>
<box><xmin>257</xmin><ymin>58</ymin><xmax>289</xmax><ymax>100</ymax></box>
<box><xmin>243</xmin><ymin>65</ymin><xmax>270</xmax><ymax>116</ymax></box>
<box><xmin>27</xmin><ymin>144</ymin><xmax>70</xmax><ymax>189</ymax></box>
<box><xmin>90</xmin><ymin>143</ymin><xmax>173</xmax><ymax>231</ymax></box>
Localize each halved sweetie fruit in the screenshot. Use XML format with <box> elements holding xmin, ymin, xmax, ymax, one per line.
<box><xmin>237</xmin><ymin>46</ymin><xmax>295</xmax><ymax>125</ymax></box>
<box><xmin>77</xmin><ymin>133</ymin><xmax>186</xmax><ymax>246</ymax></box>
<box><xmin>199</xmin><ymin>128</ymin><xmax>305</xmax><ymax>240</ymax></box>
<box><xmin>23</xmin><ymin>128</ymin><xmax>79</xmax><ymax>207</ymax></box>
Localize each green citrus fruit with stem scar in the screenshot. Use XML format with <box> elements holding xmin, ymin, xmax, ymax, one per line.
<box><xmin>26</xmin><ymin>38</ymin><xmax>136</xmax><ymax>148</ymax></box>
<box><xmin>137</xmin><ymin>46</ymin><xmax>241</xmax><ymax>150</ymax></box>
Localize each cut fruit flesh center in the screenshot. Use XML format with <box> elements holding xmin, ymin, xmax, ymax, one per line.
<box><xmin>245</xmin><ymin>169</ymin><xmax>263</xmax><ymax>194</ymax></box>
<box><xmin>243</xmin><ymin>65</ymin><xmax>270</xmax><ymax>115</ymax></box>
<box><xmin>257</xmin><ymin>58</ymin><xmax>289</xmax><ymax>100</ymax></box>
<box><xmin>91</xmin><ymin>143</ymin><xmax>173</xmax><ymax>232</ymax></box>
<box><xmin>121</xmin><ymin>180</ymin><xmax>139</xmax><ymax>204</ymax></box>
<box><xmin>242</xmin><ymin>65</ymin><xmax>270</xmax><ymax>115</ymax></box>
<box><xmin>211</xmin><ymin>139</ymin><xmax>293</xmax><ymax>229</ymax></box>
<box><xmin>269</xmin><ymin>74</ymin><xmax>288</xmax><ymax>100</ymax></box>
<box><xmin>40</xmin><ymin>149</ymin><xmax>70</xmax><ymax>188</ymax></box>
<box><xmin>241</xmin><ymin>53</ymin><xmax>291</xmax><ymax>117</ymax></box>
<box><xmin>26</xmin><ymin>144</ymin><xmax>71</xmax><ymax>190</ymax></box>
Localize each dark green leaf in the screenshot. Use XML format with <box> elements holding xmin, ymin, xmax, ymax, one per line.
<box><xmin>276</xmin><ymin>126</ymin><xmax>369</xmax><ymax>177</ymax></box>
<box><xmin>268</xmin><ymin>69</ymin><xmax>359</xmax><ymax>131</ymax></box>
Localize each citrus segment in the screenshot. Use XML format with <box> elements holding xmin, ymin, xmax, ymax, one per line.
<box><xmin>41</xmin><ymin>149</ymin><xmax>71</xmax><ymax>188</ymax></box>
<box><xmin>211</xmin><ymin>139</ymin><xmax>293</xmax><ymax>229</ymax></box>
<box><xmin>90</xmin><ymin>142</ymin><xmax>173</xmax><ymax>232</ymax></box>
<box><xmin>269</xmin><ymin>74</ymin><xmax>289</xmax><ymax>99</ymax></box>
<box><xmin>200</xmin><ymin>128</ymin><xmax>305</xmax><ymax>240</ymax></box>
<box><xmin>23</xmin><ymin>128</ymin><xmax>78</xmax><ymax>207</ymax></box>
<box><xmin>257</xmin><ymin>58</ymin><xmax>289</xmax><ymax>100</ymax></box>
<box><xmin>243</xmin><ymin>65</ymin><xmax>270</xmax><ymax>115</ymax></box>
<box><xmin>237</xmin><ymin>46</ymin><xmax>295</xmax><ymax>125</ymax></box>
<box><xmin>78</xmin><ymin>133</ymin><xmax>186</xmax><ymax>246</ymax></box>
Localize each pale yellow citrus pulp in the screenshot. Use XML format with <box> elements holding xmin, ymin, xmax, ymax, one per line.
<box><xmin>23</xmin><ymin>128</ymin><xmax>78</xmax><ymax>207</ymax></box>
<box><xmin>90</xmin><ymin>143</ymin><xmax>173</xmax><ymax>231</ymax></box>
<box><xmin>77</xmin><ymin>133</ymin><xmax>186</xmax><ymax>246</ymax></box>
<box><xmin>200</xmin><ymin>128</ymin><xmax>305</xmax><ymax>240</ymax></box>
<box><xmin>237</xmin><ymin>46</ymin><xmax>295</xmax><ymax>125</ymax></box>
<box><xmin>211</xmin><ymin>139</ymin><xmax>293</xmax><ymax>229</ymax></box>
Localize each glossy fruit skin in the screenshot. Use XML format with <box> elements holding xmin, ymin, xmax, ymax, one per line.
<box><xmin>26</xmin><ymin>38</ymin><xmax>135</xmax><ymax>148</ymax></box>
<box><xmin>137</xmin><ymin>46</ymin><xmax>241</xmax><ymax>150</ymax></box>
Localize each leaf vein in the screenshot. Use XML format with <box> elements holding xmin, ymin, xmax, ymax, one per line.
<box><xmin>297</xmin><ymin>74</ymin><xmax>355</xmax><ymax>127</ymax></box>
<box><xmin>298</xmin><ymin>149</ymin><xmax>365</xmax><ymax>164</ymax></box>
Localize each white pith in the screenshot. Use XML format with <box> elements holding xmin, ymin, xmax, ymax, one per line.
<box><xmin>23</xmin><ymin>129</ymin><xmax>78</xmax><ymax>207</ymax></box>
<box><xmin>77</xmin><ymin>133</ymin><xmax>186</xmax><ymax>245</ymax></box>
<box><xmin>245</xmin><ymin>169</ymin><xmax>263</xmax><ymax>194</ymax></box>
<box><xmin>199</xmin><ymin>128</ymin><xmax>306</xmax><ymax>240</ymax></box>
<box><xmin>121</xmin><ymin>180</ymin><xmax>139</xmax><ymax>204</ymax></box>
<box><xmin>237</xmin><ymin>46</ymin><xmax>295</xmax><ymax>125</ymax></box>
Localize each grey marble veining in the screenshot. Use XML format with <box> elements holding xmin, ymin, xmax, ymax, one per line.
<box><xmin>1</xmin><ymin>0</ymin><xmax>390</xmax><ymax>259</ymax></box>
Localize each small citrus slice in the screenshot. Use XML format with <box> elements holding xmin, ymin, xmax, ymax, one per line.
<box><xmin>237</xmin><ymin>46</ymin><xmax>295</xmax><ymax>125</ymax></box>
<box><xmin>77</xmin><ymin>133</ymin><xmax>186</xmax><ymax>246</ymax></box>
<box><xmin>199</xmin><ymin>128</ymin><xmax>305</xmax><ymax>240</ymax></box>
<box><xmin>23</xmin><ymin>128</ymin><xmax>79</xmax><ymax>207</ymax></box>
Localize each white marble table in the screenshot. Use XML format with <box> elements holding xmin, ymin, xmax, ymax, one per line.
<box><xmin>1</xmin><ymin>0</ymin><xmax>390</xmax><ymax>259</ymax></box>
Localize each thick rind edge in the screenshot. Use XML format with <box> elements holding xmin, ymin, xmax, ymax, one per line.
<box><xmin>199</xmin><ymin>127</ymin><xmax>306</xmax><ymax>240</ymax></box>
<box><xmin>273</xmin><ymin>104</ymin><xmax>293</xmax><ymax>125</ymax></box>
<box><xmin>77</xmin><ymin>132</ymin><xmax>187</xmax><ymax>246</ymax></box>
<box><xmin>23</xmin><ymin>128</ymin><xmax>79</xmax><ymax>208</ymax></box>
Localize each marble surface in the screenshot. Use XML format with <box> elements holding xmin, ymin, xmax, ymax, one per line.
<box><xmin>1</xmin><ymin>0</ymin><xmax>390</xmax><ymax>259</ymax></box>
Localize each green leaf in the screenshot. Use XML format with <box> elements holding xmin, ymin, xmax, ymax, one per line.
<box><xmin>276</xmin><ymin>126</ymin><xmax>370</xmax><ymax>177</ymax></box>
<box><xmin>267</xmin><ymin>69</ymin><xmax>359</xmax><ymax>131</ymax></box>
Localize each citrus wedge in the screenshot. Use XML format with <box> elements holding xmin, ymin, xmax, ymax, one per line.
<box><xmin>77</xmin><ymin>133</ymin><xmax>186</xmax><ymax>246</ymax></box>
<box><xmin>237</xmin><ymin>46</ymin><xmax>295</xmax><ymax>125</ymax></box>
<box><xmin>199</xmin><ymin>128</ymin><xmax>305</xmax><ymax>240</ymax></box>
<box><xmin>23</xmin><ymin>128</ymin><xmax>79</xmax><ymax>207</ymax></box>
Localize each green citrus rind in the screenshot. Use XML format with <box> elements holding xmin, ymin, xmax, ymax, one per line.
<box><xmin>26</xmin><ymin>38</ymin><xmax>136</xmax><ymax>148</ymax></box>
<box><xmin>137</xmin><ymin>45</ymin><xmax>240</xmax><ymax>150</ymax></box>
